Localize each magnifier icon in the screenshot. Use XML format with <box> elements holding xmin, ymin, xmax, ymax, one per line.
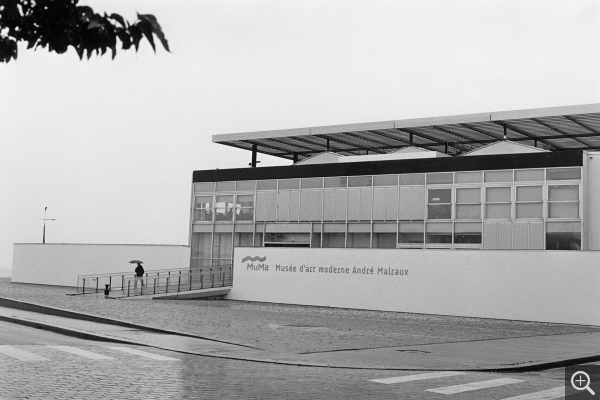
<box><xmin>572</xmin><ymin>371</ymin><xmax>595</xmax><ymax>395</ymax></box>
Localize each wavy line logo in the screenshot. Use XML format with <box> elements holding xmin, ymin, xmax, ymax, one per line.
<box><xmin>241</xmin><ymin>256</ymin><xmax>267</xmax><ymax>263</ymax></box>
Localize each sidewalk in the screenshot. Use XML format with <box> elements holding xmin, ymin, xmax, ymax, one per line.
<box><xmin>1</xmin><ymin>278</ymin><xmax>599</xmax><ymax>371</ymax></box>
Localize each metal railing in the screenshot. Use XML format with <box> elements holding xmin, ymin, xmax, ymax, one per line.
<box><xmin>77</xmin><ymin>264</ymin><xmax>233</xmax><ymax>298</ymax></box>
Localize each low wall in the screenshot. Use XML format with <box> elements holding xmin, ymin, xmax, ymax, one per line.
<box><xmin>228</xmin><ymin>247</ymin><xmax>600</xmax><ymax>326</ymax></box>
<box><xmin>12</xmin><ymin>244</ymin><xmax>191</xmax><ymax>287</ymax></box>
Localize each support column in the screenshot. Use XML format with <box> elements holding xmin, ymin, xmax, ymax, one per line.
<box><xmin>293</xmin><ymin>153</ymin><xmax>298</xmax><ymax>164</ymax></box>
<box><xmin>503</xmin><ymin>125</ymin><xmax>507</xmax><ymax>140</ymax></box>
<box><xmin>251</xmin><ymin>144</ymin><xmax>257</xmax><ymax>168</ymax></box>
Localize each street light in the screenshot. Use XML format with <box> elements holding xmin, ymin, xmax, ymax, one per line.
<box><xmin>42</xmin><ymin>207</ymin><xmax>56</xmax><ymax>244</ymax></box>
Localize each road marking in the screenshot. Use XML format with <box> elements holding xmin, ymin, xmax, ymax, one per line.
<box><xmin>370</xmin><ymin>371</ymin><xmax>468</xmax><ymax>384</ymax></box>
<box><xmin>500</xmin><ymin>387</ymin><xmax>565</xmax><ymax>400</ymax></box>
<box><xmin>426</xmin><ymin>378</ymin><xmax>525</xmax><ymax>395</ymax></box>
<box><xmin>47</xmin><ymin>346</ymin><xmax>114</xmax><ymax>360</ymax></box>
<box><xmin>107</xmin><ymin>346</ymin><xmax>180</xmax><ymax>361</ymax></box>
<box><xmin>0</xmin><ymin>345</ymin><xmax>47</xmax><ymax>361</ymax></box>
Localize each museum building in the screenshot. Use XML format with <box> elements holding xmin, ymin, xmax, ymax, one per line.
<box><xmin>189</xmin><ymin>104</ymin><xmax>600</xmax><ymax>271</ymax></box>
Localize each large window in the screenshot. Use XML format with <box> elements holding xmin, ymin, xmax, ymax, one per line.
<box><xmin>548</xmin><ymin>185</ymin><xmax>579</xmax><ymax>218</ymax></box>
<box><xmin>215</xmin><ymin>195</ymin><xmax>234</xmax><ymax>222</ymax></box>
<box><xmin>235</xmin><ymin>194</ymin><xmax>254</xmax><ymax>221</ymax></box>
<box><xmin>515</xmin><ymin>186</ymin><xmax>543</xmax><ymax>218</ymax></box>
<box><xmin>455</xmin><ymin>188</ymin><xmax>481</xmax><ymax>219</ymax></box>
<box><xmin>427</xmin><ymin>188</ymin><xmax>451</xmax><ymax>219</ymax></box>
<box><xmin>485</xmin><ymin>187</ymin><xmax>511</xmax><ymax>219</ymax></box>
<box><xmin>194</xmin><ymin>196</ymin><xmax>213</xmax><ymax>222</ymax></box>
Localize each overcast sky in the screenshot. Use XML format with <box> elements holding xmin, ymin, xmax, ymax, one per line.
<box><xmin>1</xmin><ymin>0</ymin><xmax>599</xmax><ymax>271</ymax></box>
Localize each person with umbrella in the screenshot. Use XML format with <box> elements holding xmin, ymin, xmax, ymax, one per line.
<box><xmin>130</xmin><ymin>260</ymin><xmax>145</xmax><ymax>291</ymax></box>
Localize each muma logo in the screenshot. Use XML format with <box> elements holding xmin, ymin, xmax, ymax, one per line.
<box><xmin>243</xmin><ymin>255</ymin><xmax>268</xmax><ymax>271</ymax></box>
<box><xmin>241</xmin><ymin>256</ymin><xmax>267</xmax><ymax>263</ymax></box>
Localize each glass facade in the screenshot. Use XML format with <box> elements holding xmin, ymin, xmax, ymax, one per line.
<box><xmin>190</xmin><ymin>167</ymin><xmax>582</xmax><ymax>267</ymax></box>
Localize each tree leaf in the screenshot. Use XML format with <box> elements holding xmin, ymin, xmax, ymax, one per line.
<box><xmin>109</xmin><ymin>13</ymin><xmax>126</xmax><ymax>28</ymax></box>
<box><xmin>137</xmin><ymin>13</ymin><xmax>170</xmax><ymax>52</ymax></box>
<box><xmin>136</xmin><ymin>20</ymin><xmax>155</xmax><ymax>52</ymax></box>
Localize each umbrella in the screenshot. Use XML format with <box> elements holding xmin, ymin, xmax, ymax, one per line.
<box><xmin>129</xmin><ymin>260</ymin><xmax>143</xmax><ymax>264</ymax></box>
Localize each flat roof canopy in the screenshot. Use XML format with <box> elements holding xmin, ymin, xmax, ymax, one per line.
<box><xmin>212</xmin><ymin>103</ymin><xmax>600</xmax><ymax>161</ymax></box>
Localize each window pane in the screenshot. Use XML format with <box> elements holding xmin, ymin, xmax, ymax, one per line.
<box><xmin>195</xmin><ymin>196</ymin><xmax>212</xmax><ymax>207</ymax></box>
<box><xmin>348</xmin><ymin>176</ymin><xmax>373</xmax><ymax>187</ymax></box>
<box><xmin>455</xmin><ymin>171</ymin><xmax>482</xmax><ymax>184</ymax></box>
<box><xmin>236</xmin><ymin>208</ymin><xmax>254</xmax><ymax>221</ymax></box>
<box><xmin>373</xmin><ymin>233</ymin><xmax>396</xmax><ymax>248</ymax></box>
<box><xmin>398</xmin><ymin>232</ymin><xmax>424</xmax><ymax>244</ymax></box>
<box><xmin>428</xmin><ymin>188</ymin><xmax>451</xmax><ymax>204</ymax></box>
<box><xmin>194</xmin><ymin>209</ymin><xmax>212</xmax><ymax>221</ymax></box>
<box><xmin>427</xmin><ymin>172</ymin><xmax>453</xmax><ymax>184</ymax></box>
<box><xmin>324</xmin><ymin>177</ymin><xmax>347</xmax><ymax>188</ymax></box>
<box><xmin>374</xmin><ymin>175</ymin><xmax>398</xmax><ymax>186</ymax></box>
<box><xmin>486</xmin><ymin>187</ymin><xmax>511</xmax><ymax>203</ymax></box>
<box><xmin>548</xmin><ymin>185</ymin><xmax>579</xmax><ymax>201</ymax></box>
<box><xmin>216</xmin><ymin>195</ymin><xmax>233</xmax><ymax>205</ymax></box>
<box><xmin>515</xmin><ymin>169</ymin><xmax>544</xmax><ymax>182</ymax></box>
<box><xmin>547</xmin><ymin>167</ymin><xmax>581</xmax><ymax>180</ymax></box>
<box><xmin>257</xmin><ymin>180</ymin><xmax>277</xmax><ymax>190</ymax></box>
<box><xmin>428</xmin><ymin>204</ymin><xmax>451</xmax><ymax>219</ymax></box>
<box><xmin>216</xmin><ymin>181</ymin><xmax>235</xmax><ymax>191</ymax></box>
<box><xmin>516</xmin><ymin>186</ymin><xmax>542</xmax><ymax>202</ymax></box>
<box><xmin>191</xmin><ymin>233</ymin><xmax>212</xmax><ymax>258</ymax></box>
<box><xmin>426</xmin><ymin>233</ymin><xmax>452</xmax><ymax>244</ymax></box>
<box><xmin>486</xmin><ymin>204</ymin><xmax>511</xmax><ymax>219</ymax></box>
<box><xmin>485</xmin><ymin>170</ymin><xmax>513</xmax><ymax>183</ymax></box>
<box><xmin>456</xmin><ymin>188</ymin><xmax>480</xmax><ymax>204</ymax></box>
<box><xmin>234</xmin><ymin>233</ymin><xmax>253</xmax><ymax>247</ymax></box>
<box><xmin>212</xmin><ymin>233</ymin><xmax>233</xmax><ymax>258</ymax></box>
<box><xmin>399</xmin><ymin>174</ymin><xmax>425</xmax><ymax>185</ymax></box>
<box><xmin>236</xmin><ymin>194</ymin><xmax>254</xmax><ymax>206</ymax></box>
<box><xmin>547</xmin><ymin>221</ymin><xmax>581</xmax><ymax>232</ymax></box>
<box><xmin>455</xmin><ymin>222</ymin><xmax>482</xmax><ymax>244</ymax></box>
<box><xmin>322</xmin><ymin>233</ymin><xmax>345</xmax><ymax>248</ymax></box>
<box><xmin>301</xmin><ymin>177</ymin><xmax>323</xmax><ymax>189</ymax></box>
<box><xmin>546</xmin><ymin>232</ymin><xmax>581</xmax><ymax>250</ymax></box>
<box><xmin>347</xmin><ymin>233</ymin><xmax>371</xmax><ymax>248</ymax></box>
<box><xmin>236</xmin><ymin>181</ymin><xmax>256</xmax><ymax>191</ymax></box>
<box><xmin>278</xmin><ymin>179</ymin><xmax>300</xmax><ymax>189</ymax></box>
<box><xmin>398</xmin><ymin>222</ymin><xmax>424</xmax><ymax>244</ymax></box>
<box><xmin>516</xmin><ymin>203</ymin><xmax>542</xmax><ymax>218</ymax></box>
<box><xmin>456</xmin><ymin>204</ymin><xmax>481</xmax><ymax>219</ymax></box>
<box><xmin>194</xmin><ymin>182</ymin><xmax>214</xmax><ymax>193</ymax></box>
<box><xmin>548</xmin><ymin>203</ymin><xmax>579</xmax><ymax>218</ymax></box>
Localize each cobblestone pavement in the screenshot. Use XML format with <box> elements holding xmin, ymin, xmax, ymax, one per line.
<box><xmin>0</xmin><ymin>341</ymin><xmax>574</xmax><ymax>399</ymax></box>
<box><xmin>1</xmin><ymin>278</ymin><xmax>599</xmax><ymax>355</ymax></box>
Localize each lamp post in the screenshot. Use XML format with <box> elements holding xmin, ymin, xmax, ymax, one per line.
<box><xmin>42</xmin><ymin>207</ymin><xmax>56</xmax><ymax>244</ymax></box>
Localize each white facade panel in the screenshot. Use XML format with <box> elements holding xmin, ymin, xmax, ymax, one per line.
<box><xmin>230</xmin><ymin>247</ymin><xmax>600</xmax><ymax>326</ymax></box>
<box><xmin>12</xmin><ymin>244</ymin><xmax>190</xmax><ymax>287</ymax></box>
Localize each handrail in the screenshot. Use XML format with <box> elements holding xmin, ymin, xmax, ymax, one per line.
<box><xmin>77</xmin><ymin>264</ymin><xmax>233</xmax><ymax>296</ymax></box>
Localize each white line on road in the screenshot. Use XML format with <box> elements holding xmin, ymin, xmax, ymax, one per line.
<box><xmin>107</xmin><ymin>346</ymin><xmax>180</xmax><ymax>361</ymax></box>
<box><xmin>47</xmin><ymin>346</ymin><xmax>114</xmax><ymax>360</ymax></box>
<box><xmin>426</xmin><ymin>378</ymin><xmax>525</xmax><ymax>395</ymax></box>
<box><xmin>0</xmin><ymin>345</ymin><xmax>47</xmax><ymax>361</ymax></box>
<box><xmin>500</xmin><ymin>386</ymin><xmax>565</xmax><ymax>400</ymax></box>
<box><xmin>369</xmin><ymin>371</ymin><xmax>468</xmax><ymax>384</ymax></box>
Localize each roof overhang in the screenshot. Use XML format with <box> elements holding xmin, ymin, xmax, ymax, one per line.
<box><xmin>212</xmin><ymin>103</ymin><xmax>600</xmax><ymax>161</ymax></box>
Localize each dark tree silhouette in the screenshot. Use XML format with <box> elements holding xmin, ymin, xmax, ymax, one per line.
<box><xmin>0</xmin><ymin>0</ymin><xmax>169</xmax><ymax>63</ymax></box>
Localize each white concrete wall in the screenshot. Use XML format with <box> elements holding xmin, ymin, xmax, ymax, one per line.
<box><xmin>12</xmin><ymin>244</ymin><xmax>191</xmax><ymax>287</ymax></box>
<box><xmin>229</xmin><ymin>247</ymin><xmax>600</xmax><ymax>326</ymax></box>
